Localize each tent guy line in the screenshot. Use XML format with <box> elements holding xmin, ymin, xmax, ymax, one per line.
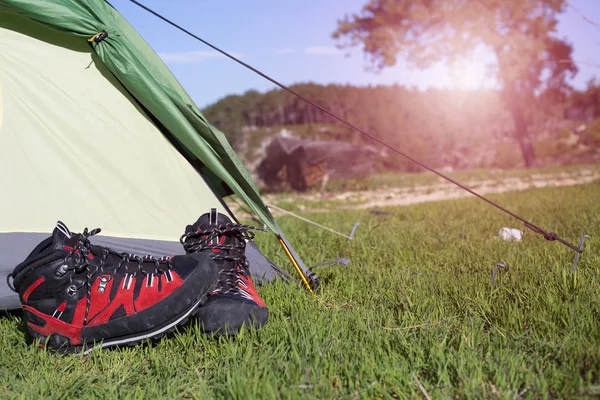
<box><xmin>266</xmin><ymin>203</ymin><xmax>359</xmax><ymax>241</ymax></box>
<box><xmin>128</xmin><ymin>0</ymin><xmax>583</xmax><ymax>254</ymax></box>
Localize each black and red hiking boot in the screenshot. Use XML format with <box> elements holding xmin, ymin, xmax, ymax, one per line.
<box><xmin>180</xmin><ymin>209</ymin><xmax>268</xmax><ymax>336</ymax></box>
<box><xmin>7</xmin><ymin>221</ymin><xmax>219</xmax><ymax>353</ymax></box>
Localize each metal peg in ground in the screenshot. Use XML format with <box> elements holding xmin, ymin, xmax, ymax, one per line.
<box><xmin>491</xmin><ymin>262</ymin><xmax>508</xmax><ymax>287</ymax></box>
<box><xmin>572</xmin><ymin>234</ymin><xmax>591</xmax><ymax>272</ymax></box>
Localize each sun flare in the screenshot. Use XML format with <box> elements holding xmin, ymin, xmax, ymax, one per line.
<box><xmin>450</xmin><ymin>57</ymin><xmax>488</xmax><ymax>90</ymax></box>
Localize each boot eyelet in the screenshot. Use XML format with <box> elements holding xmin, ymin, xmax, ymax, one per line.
<box><xmin>66</xmin><ymin>285</ymin><xmax>77</xmax><ymax>296</ymax></box>
<box><xmin>98</xmin><ymin>276</ymin><xmax>110</xmax><ymax>293</ymax></box>
<box><xmin>55</xmin><ymin>264</ymin><xmax>69</xmax><ymax>277</ymax></box>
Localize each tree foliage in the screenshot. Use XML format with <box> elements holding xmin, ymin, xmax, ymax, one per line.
<box><xmin>568</xmin><ymin>78</ymin><xmax>600</xmax><ymax>120</ymax></box>
<box><xmin>332</xmin><ymin>0</ymin><xmax>579</xmax><ymax>167</ymax></box>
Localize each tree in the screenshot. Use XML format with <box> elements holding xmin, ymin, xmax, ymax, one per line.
<box><xmin>332</xmin><ymin>0</ymin><xmax>578</xmax><ymax>167</ymax></box>
<box><xmin>569</xmin><ymin>78</ymin><xmax>600</xmax><ymax>120</ymax></box>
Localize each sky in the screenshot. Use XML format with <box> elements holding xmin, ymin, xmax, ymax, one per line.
<box><xmin>112</xmin><ymin>0</ymin><xmax>600</xmax><ymax>108</ymax></box>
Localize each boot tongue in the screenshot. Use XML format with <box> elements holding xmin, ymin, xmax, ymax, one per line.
<box><xmin>51</xmin><ymin>221</ymin><xmax>80</xmax><ymax>250</ymax></box>
<box><xmin>190</xmin><ymin>208</ymin><xmax>233</xmax><ymax>233</ymax></box>
<box><xmin>186</xmin><ymin>209</ymin><xmax>238</xmax><ymax>249</ymax></box>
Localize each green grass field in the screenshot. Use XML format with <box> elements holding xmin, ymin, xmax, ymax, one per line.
<box><xmin>1</xmin><ymin>170</ymin><xmax>599</xmax><ymax>399</ymax></box>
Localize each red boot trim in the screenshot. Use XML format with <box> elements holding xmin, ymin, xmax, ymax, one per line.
<box><xmin>23</xmin><ymin>277</ymin><xmax>45</xmax><ymax>302</ymax></box>
<box><xmin>23</xmin><ymin>305</ymin><xmax>83</xmax><ymax>346</ymax></box>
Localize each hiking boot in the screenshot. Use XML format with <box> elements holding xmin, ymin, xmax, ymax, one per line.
<box><xmin>7</xmin><ymin>221</ymin><xmax>219</xmax><ymax>353</ymax></box>
<box><xmin>180</xmin><ymin>209</ymin><xmax>268</xmax><ymax>335</ymax></box>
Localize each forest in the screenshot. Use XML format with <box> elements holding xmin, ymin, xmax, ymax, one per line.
<box><xmin>202</xmin><ymin>80</ymin><xmax>600</xmax><ymax>172</ymax></box>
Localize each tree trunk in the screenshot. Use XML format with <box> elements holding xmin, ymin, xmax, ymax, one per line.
<box><xmin>494</xmin><ymin>49</ymin><xmax>537</xmax><ymax>168</ymax></box>
<box><xmin>508</xmin><ymin>101</ymin><xmax>537</xmax><ymax>168</ymax></box>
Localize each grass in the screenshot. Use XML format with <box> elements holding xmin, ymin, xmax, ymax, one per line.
<box><xmin>2</xmin><ymin>171</ymin><xmax>600</xmax><ymax>398</ymax></box>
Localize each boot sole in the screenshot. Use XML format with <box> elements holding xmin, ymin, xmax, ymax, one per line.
<box><xmin>195</xmin><ymin>302</ymin><xmax>269</xmax><ymax>337</ymax></box>
<box><xmin>202</xmin><ymin>317</ymin><xmax>268</xmax><ymax>337</ymax></box>
<box><xmin>33</xmin><ymin>288</ymin><xmax>213</xmax><ymax>355</ymax></box>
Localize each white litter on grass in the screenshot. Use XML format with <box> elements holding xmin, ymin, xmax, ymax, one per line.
<box><xmin>498</xmin><ymin>227</ymin><xmax>523</xmax><ymax>241</ymax></box>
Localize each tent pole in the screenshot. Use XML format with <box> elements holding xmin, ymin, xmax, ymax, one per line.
<box><xmin>273</xmin><ymin>219</ymin><xmax>318</xmax><ymax>294</ymax></box>
<box><xmin>278</xmin><ymin>238</ymin><xmax>314</xmax><ymax>294</ymax></box>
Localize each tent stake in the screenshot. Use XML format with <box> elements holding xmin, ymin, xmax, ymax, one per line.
<box><xmin>572</xmin><ymin>234</ymin><xmax>590</xmax><ymax>272</ymax></box>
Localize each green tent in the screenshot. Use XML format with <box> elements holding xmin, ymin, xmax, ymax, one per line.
<box><xmin>0</xmin><ymin>0</ymin><xmax>315</xmax><ymax>310</ymax></box>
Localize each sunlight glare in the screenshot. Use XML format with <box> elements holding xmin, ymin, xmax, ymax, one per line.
<box><xmin>450</xmin><ymin>56</ymin><xmax>488</xmax><ymax>90</ymax></box>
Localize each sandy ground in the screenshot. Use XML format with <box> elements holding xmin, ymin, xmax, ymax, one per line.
<box><xmin>245</xmin><ymin>167</ymin><xmax>600</xmax><ymax>215</ymax></box>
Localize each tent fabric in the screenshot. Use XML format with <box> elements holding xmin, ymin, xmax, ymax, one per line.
<box><xmin>245</xmin><ymin>241</ymin><xmax>291</xmax><ymax>284</ymax></box>
<box><xmin>0</xmin><ymin>0</ymin><xmax>278</xmax><ymax>233</ymax></box>
<box><xmin>0</xmin><ymin>10</ymin><xmax>228</xmax><ymax>239</ymax></box>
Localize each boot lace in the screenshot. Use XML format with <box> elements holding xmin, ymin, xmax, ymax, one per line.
<box><xmin>62</xmin><ymin>228</ymin><xmax>173</xmax><ymax>325</ymax></box>
<box><xmin>180</xmin><ymin>223</ymin><xmax>264</xmax><ymax>294</ymax></box>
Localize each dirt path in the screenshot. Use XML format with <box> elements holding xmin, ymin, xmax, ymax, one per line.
<box><xmin>253</xmin><ymin>167</ymin><xmax>600</xmax><ymax>214</ymax></box>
